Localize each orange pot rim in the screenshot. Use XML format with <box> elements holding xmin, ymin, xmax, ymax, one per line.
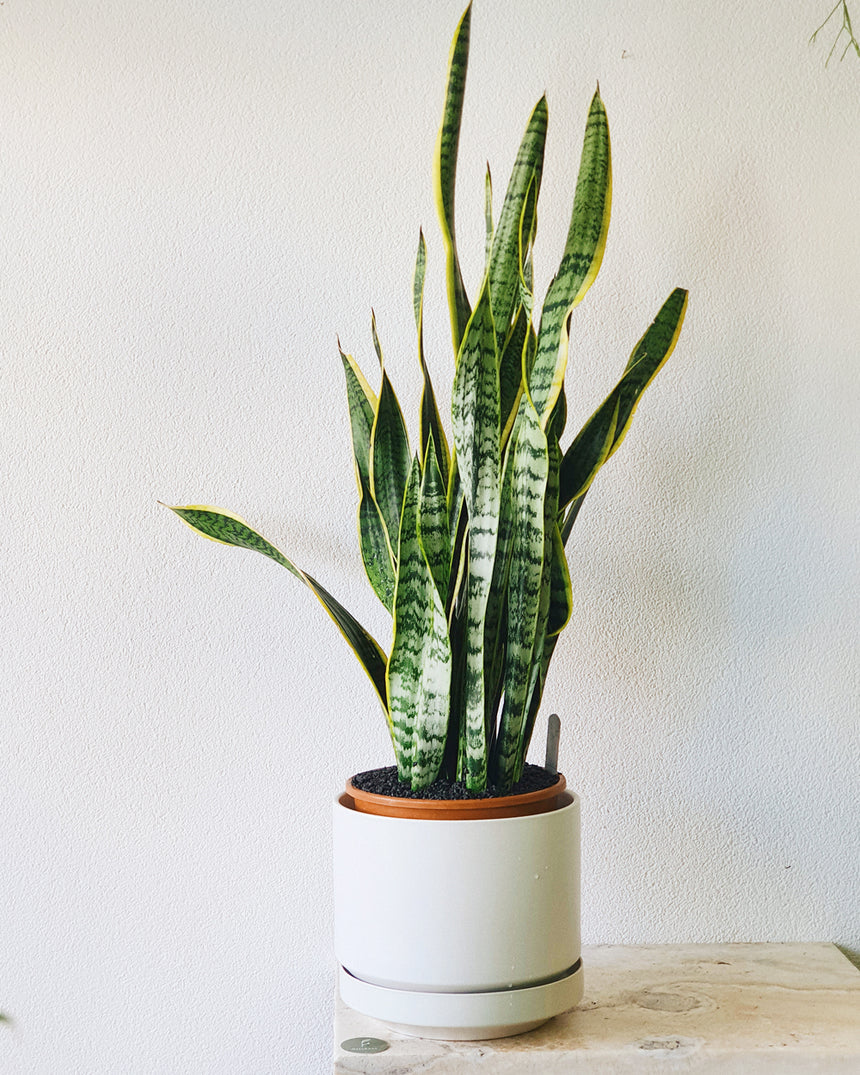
<box><xmin>343</xmin><ymin>772</ymin><xmax>567</xmax><ymax>821</ymax></box>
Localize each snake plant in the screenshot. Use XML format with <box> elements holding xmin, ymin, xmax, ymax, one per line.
<box><xmin>167</xmin><ymin>4</ymin><xmax>688</xmax><ymax>793</ymax></box>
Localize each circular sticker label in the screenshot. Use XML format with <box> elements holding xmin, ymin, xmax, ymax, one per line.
<box><xmin>341</xmin><ymin>1036</ymin><xmax>390</xmax><ymax>1054</ymax></box>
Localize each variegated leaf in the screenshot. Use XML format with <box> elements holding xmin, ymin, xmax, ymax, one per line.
<box><xmin>484</xmin><ymin>164</ymin><xmax>494</xmax><ymax>270</ymax></box>
<box><xmin>530</xmin><ymin>89</ymin><xmax>611</xmax><ymax>425</ymax></box>
<box><xmin>488</xmin><ymin>97</ymin><xmax>547</xmax><ymax>338</ymax></box>
<box><xmin>414</xmin><ymin>231</ymin><xmax>452</xmax><ymax>491</ymax></box>
<box><xmin>483</xmin><ymin>435</ymin><xmax>517</xmax><ymax>730</ymax></box>
<box><xmin>492</xmin><ymin>393</ymin><xmax>548</xmax><ymax>789</ymax></box>
<box><xmin>370</xmin><ymin>368</ymin><xmax>411</xmax><ymax>553</ymax></box>
<box><xmin>165</xmin><ymin>505</ymin><xmax>389</xmax><ymax>715</ymax></box>
<box><xmin>357</xmin><ymin>467</ymin><xmax>395</xmax><ymax>612</ymax></box>
<box><xmin>418</xmin><ymin>434</ymin><xmax>452</xmax><ymax>604</ymax></box>
<box><xmin>339</xmin><ymin>343</ymin><xmax>377</xmax><ymax>484</ymax></box>
<box><xmin>558</xmin><ymin>287</ymin><xmax>688</xmax><ymax>511</ymax></box>
<box><xmin>451</xmin><ymin>281</ymin><xmax>500</xmax><ymax>788</ymax></box>
<box><xmin>434</xmin><ymin>2</ymin><xmax>472</xmax><ymax>351</ymax></box>
<box><xmin>387</xmin><ymin>459</ymin><xmax>452</xmax><ymax>788</ymax></box>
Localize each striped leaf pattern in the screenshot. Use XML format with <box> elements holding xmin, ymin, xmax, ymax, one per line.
<box><xmin>414</xmin><ymin>231</ymin><xmax>451</xmax><ymax>490</ymax></box>
<box><xmin>387</xmin><ymin>459</ymin><xmax>452</xmax><ymax>787</ymax></box>
<box><xmin>370</xmin><ymin>369</ymin><xmax>411</xmax><ymax>552</ymax></box>
<box><xmin>340</xmin><ymin>346</ymin><xmax>396</xmax><ymax>608</ymax></box>
<box><xmin>451</xmin><ymin>282</ymin><xmax>500</xmax><ymax>788</ymax></box>
<box><xmin>559</xmin><ymin>287</ymin><xmax>688</xmax><ymax>511</ymax></box>
<box><xmin>357</xmin><ymin>469</ymin><xmax>395</xmax><ymax>612</ymax></box>
<box><xmin>167</xmin><ymin>506</ymin><xmax>389</xmax><ymax>714</ymax></box>
<box><xmin>530</xmin><ymin>89</ymin><xmax>611</xmax><ymax>425</ymax></box>
<box><xmin>434</xmin><ymin>1</ymin><xmax>472</xmax><ymax>351</ymax></box>
<box><xmin>418</xmin><ymin>434</ymin><xmax>451</xmax><ymax>604</ymax></box>
<box><xmin>166</xmin><ymin>7</ymin><xmax>689</xmax><ymax>794</ymax></box>
<box><xmin>492</xmin><ymin>394</ymin><xmax>548</xmax><ymax>787</ymax></box>
<box><xmin>488</xmin><ymin>98</ymin><xmax>547</xmax><ymax>337</ymax></box>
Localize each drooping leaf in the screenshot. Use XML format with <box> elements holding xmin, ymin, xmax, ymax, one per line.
<box><xmin>434</xmin><ymin>1</ymin><xmax>472</xmax><ymax>352</ymax></box>
<box><xmin>165</xmin><ymin>506</ymin><xmax>389</xmax><ymax>714</ymax></box>
<box><xmin>387</xmin><ymin>459</ymin><xmax>452</xmax><ymax>788</ymax></box>
<box><xmin>530</xmin><ymin>88</ymin><xmax>611</xmax><ymax>425</ymax></box>
<box><xmin>558</xmin><ymin>287</ymin><xmax>688</xmax><ymax>511</ymax></box>
<box><xmin>451</xmin><ymin>281</ymin><xmax>500</xmax><ymax>788</ymax></box>
<box><xmin>488</xmin><ymin>97</ymin><xmax>547</xmax><ymax>338</ymax></box>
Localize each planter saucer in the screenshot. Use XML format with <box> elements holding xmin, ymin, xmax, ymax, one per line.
<box><xmin>338</xmin><ymin>960</ymin><xmax>583</xmax><ymax>1040</ymax></box>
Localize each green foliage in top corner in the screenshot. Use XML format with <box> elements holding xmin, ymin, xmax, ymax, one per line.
<box><xmin>166</xmin><ymin>4</ymin><xmax>688</xmax><ymax>793</ymax></box>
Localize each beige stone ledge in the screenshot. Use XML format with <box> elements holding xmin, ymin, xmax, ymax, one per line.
<box><xmin>334</xmin><ymin>943</ymin><xmax>860</xmax><ymax>1073</ymax></box>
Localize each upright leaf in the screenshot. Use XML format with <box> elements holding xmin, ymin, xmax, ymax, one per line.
<box><xmin>483</xmin><ymin>164</ymin><xmax>494</xmax><ymax>270</ymax></box>
<box><xmin>165</xmin><ymin>506</ymin><xmax>390</xmax><ymax>715</ymax></box>
<box><xmin>434</xmin><ymin>2</ymin><xmax>473</xmax><ymax>351</ymax></box>
<box><xmin>370</xmin><ymin>369</ymin><xmax>411</xmax><ymax>553</ymax></box>
<box><xmin>339</xmin><ymin>343</ymin><xmax>377</xmax><ymax>484</ymax></box>
<box><xmin>387</xmin><ymin>459</ymin><xmax>452</xmax><ymax>788</ymax></box>
<box><xmin>340</xmin><ymin>345</ymin><xmax>395</xmax><ymax>609</ymax></box>
<box><xmin>530</xmin><ymin>88</ymin><xmax>611</xmax><ymax>424</ymax></box>
<box><xmin>414</xmin><ymin>231</ymin><xmax>451</xmax><ymax>490</ymax></box>
<box><xmin>492</xmin><ymin>394</ymin><xmax>548</xmax><ymax>788</ymax></box>
<box><xmin>451</xmin><ymin>282</ymin><xmax>501</xmax><ymax>788</ymax></box>
<box><xmin>488</xmin><ymin>97</ymin><xmax>547</xmax><ymax>338</ymax></box>
<box><xmin>418</xmin><ymin>435</ymin><xmax>451</xmax><ymax>602</ymax></box>
<box><xmin>357</xmin><ymin>468</ymin><xmax>395</xmax><ymax>612</ymax></box>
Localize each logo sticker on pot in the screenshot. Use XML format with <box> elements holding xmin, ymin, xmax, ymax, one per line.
<box><xmin>341</xmin><ymin>1037</ymin><xmax>390</xmax><ymax>1054</ymax></box>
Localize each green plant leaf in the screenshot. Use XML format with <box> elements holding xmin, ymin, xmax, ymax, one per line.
<box><xmin>387</xmin><ymin>459</ymin><xmax>452</xmax><ymax>788</ymax></box>
<box><xmin>483</xmin><ymin>435</ymin><xmax>517</xmax><ymax>732</ymax></box>
<box><xmin>492</xmin><ymin>394</ymin><xmax>548</xmax><ymax>789</ymax></box>
<box><xmin>418</xmin><ymin>434</ymin><xmax>451</xmax><ymax>603</ymax></box>
<box><xmin>513</xmin><ymin>414</ymin><xmax>559</xmax><ymax>778</ymax></box>
<box><xmin>371</xmin><ymin>310</ymin><xmax>383</xmax><ymax>367</ymax></box>
<box><xmin>370</xmin><ymin>368</ymin><xmax>411</xmax><ymax>554</ymax></box>
<box><xmin>339</xmin><ymin>343</ymin><xmax>377</xmax><ymax>484</ymax></box>
<box><xmin>357</xmin><ymin>468</ymin><xmax>395</xmax><ymax>612</ymax></box>
<box><xmin>484</xmin><ymin>164</ymin><xmax>494</xmax><ymax>270</ymax></box>
<box><xmin>559</xmin><ymin>287</ymin><xmax>688</xmax><ymax>511</ymax></box>
<box><xmin>451</xmin><ymin>281</ymin><xmax>500</xmax><ymax>788</ymax></box>
<box><xmin>488</xmin><ymin>97</ymin><xmax>547</xmax><ymax>338</ymax></box>
<box><xmin>340</xmin><ymin>344</ymin><xmax>394</xmax><ymax>609</ymax></box>
<box><xmin>165</xmin><ymin>506</ymin><xmax>390</xmax><ymax>714</ymax></box>
<box><xmin>498</xmin><ymin>305</ymin><xmax>528</xmax><ymax>448</ymax></box>
<box><xmin>414</xmin><ymin>231</ymin><xmax>452</xmax><ymax>491</ymax></box>
<box><xmin>434</xmin><ymin>2</ymin><xmax>473</xmax><ymax>352</ymax></box>
<box><xmin>530</xmin><ymin>88</ymin><xmax>611</xmax><ymax>424</ymax></box>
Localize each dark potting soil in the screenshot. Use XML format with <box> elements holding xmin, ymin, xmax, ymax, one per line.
<box><xmin>351</xmin><ymin>763</ymin><xmax>558</xmax><ymax>800</ymax></box>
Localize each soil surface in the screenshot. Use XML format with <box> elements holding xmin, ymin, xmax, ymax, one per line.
<box><xmin>350</xmin><ymin>763</ymin><xmax>559</xmax><ymax>800</ymax></box>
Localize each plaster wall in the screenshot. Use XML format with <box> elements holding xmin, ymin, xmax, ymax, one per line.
<box><xmin>1</xmin><ymin>2</ymin><xmax>857</xmax><ymax>1072</ymax></box>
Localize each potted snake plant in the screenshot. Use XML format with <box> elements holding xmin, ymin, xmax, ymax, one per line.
<box><xmin>166</xmin><ymin>3</ymin><xmax>687</xmax><ymax>1040</ymax></box>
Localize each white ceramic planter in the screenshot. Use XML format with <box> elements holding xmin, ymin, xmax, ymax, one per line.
<box><xmin>333</xmin><ymin>789</ymin><xmax>582</xmax><ymax>1039</ymax></box>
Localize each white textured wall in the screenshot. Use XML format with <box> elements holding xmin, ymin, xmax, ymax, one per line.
<box><xmin>2</xmin><ymin>1</ymin><xmax>857</xmax><ymax>1072</ymax></box>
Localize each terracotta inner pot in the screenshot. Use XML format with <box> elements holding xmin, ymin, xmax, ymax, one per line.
<box><xmin>343</xmin><ymin>773</ymin><xmax>567</xmax><ymax>821</ymax></box>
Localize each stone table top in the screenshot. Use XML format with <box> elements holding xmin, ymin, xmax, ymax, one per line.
<box><xmin>334</xmin><ymin>943</ymin><xmax>860</xmax><ymax>1073</ymax></box>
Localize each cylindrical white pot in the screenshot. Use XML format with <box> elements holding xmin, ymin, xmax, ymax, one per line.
<box><xmin>333</xmin><ymin>790</ymin><xmax>582</xmax><ymax>1039</ymax></box>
